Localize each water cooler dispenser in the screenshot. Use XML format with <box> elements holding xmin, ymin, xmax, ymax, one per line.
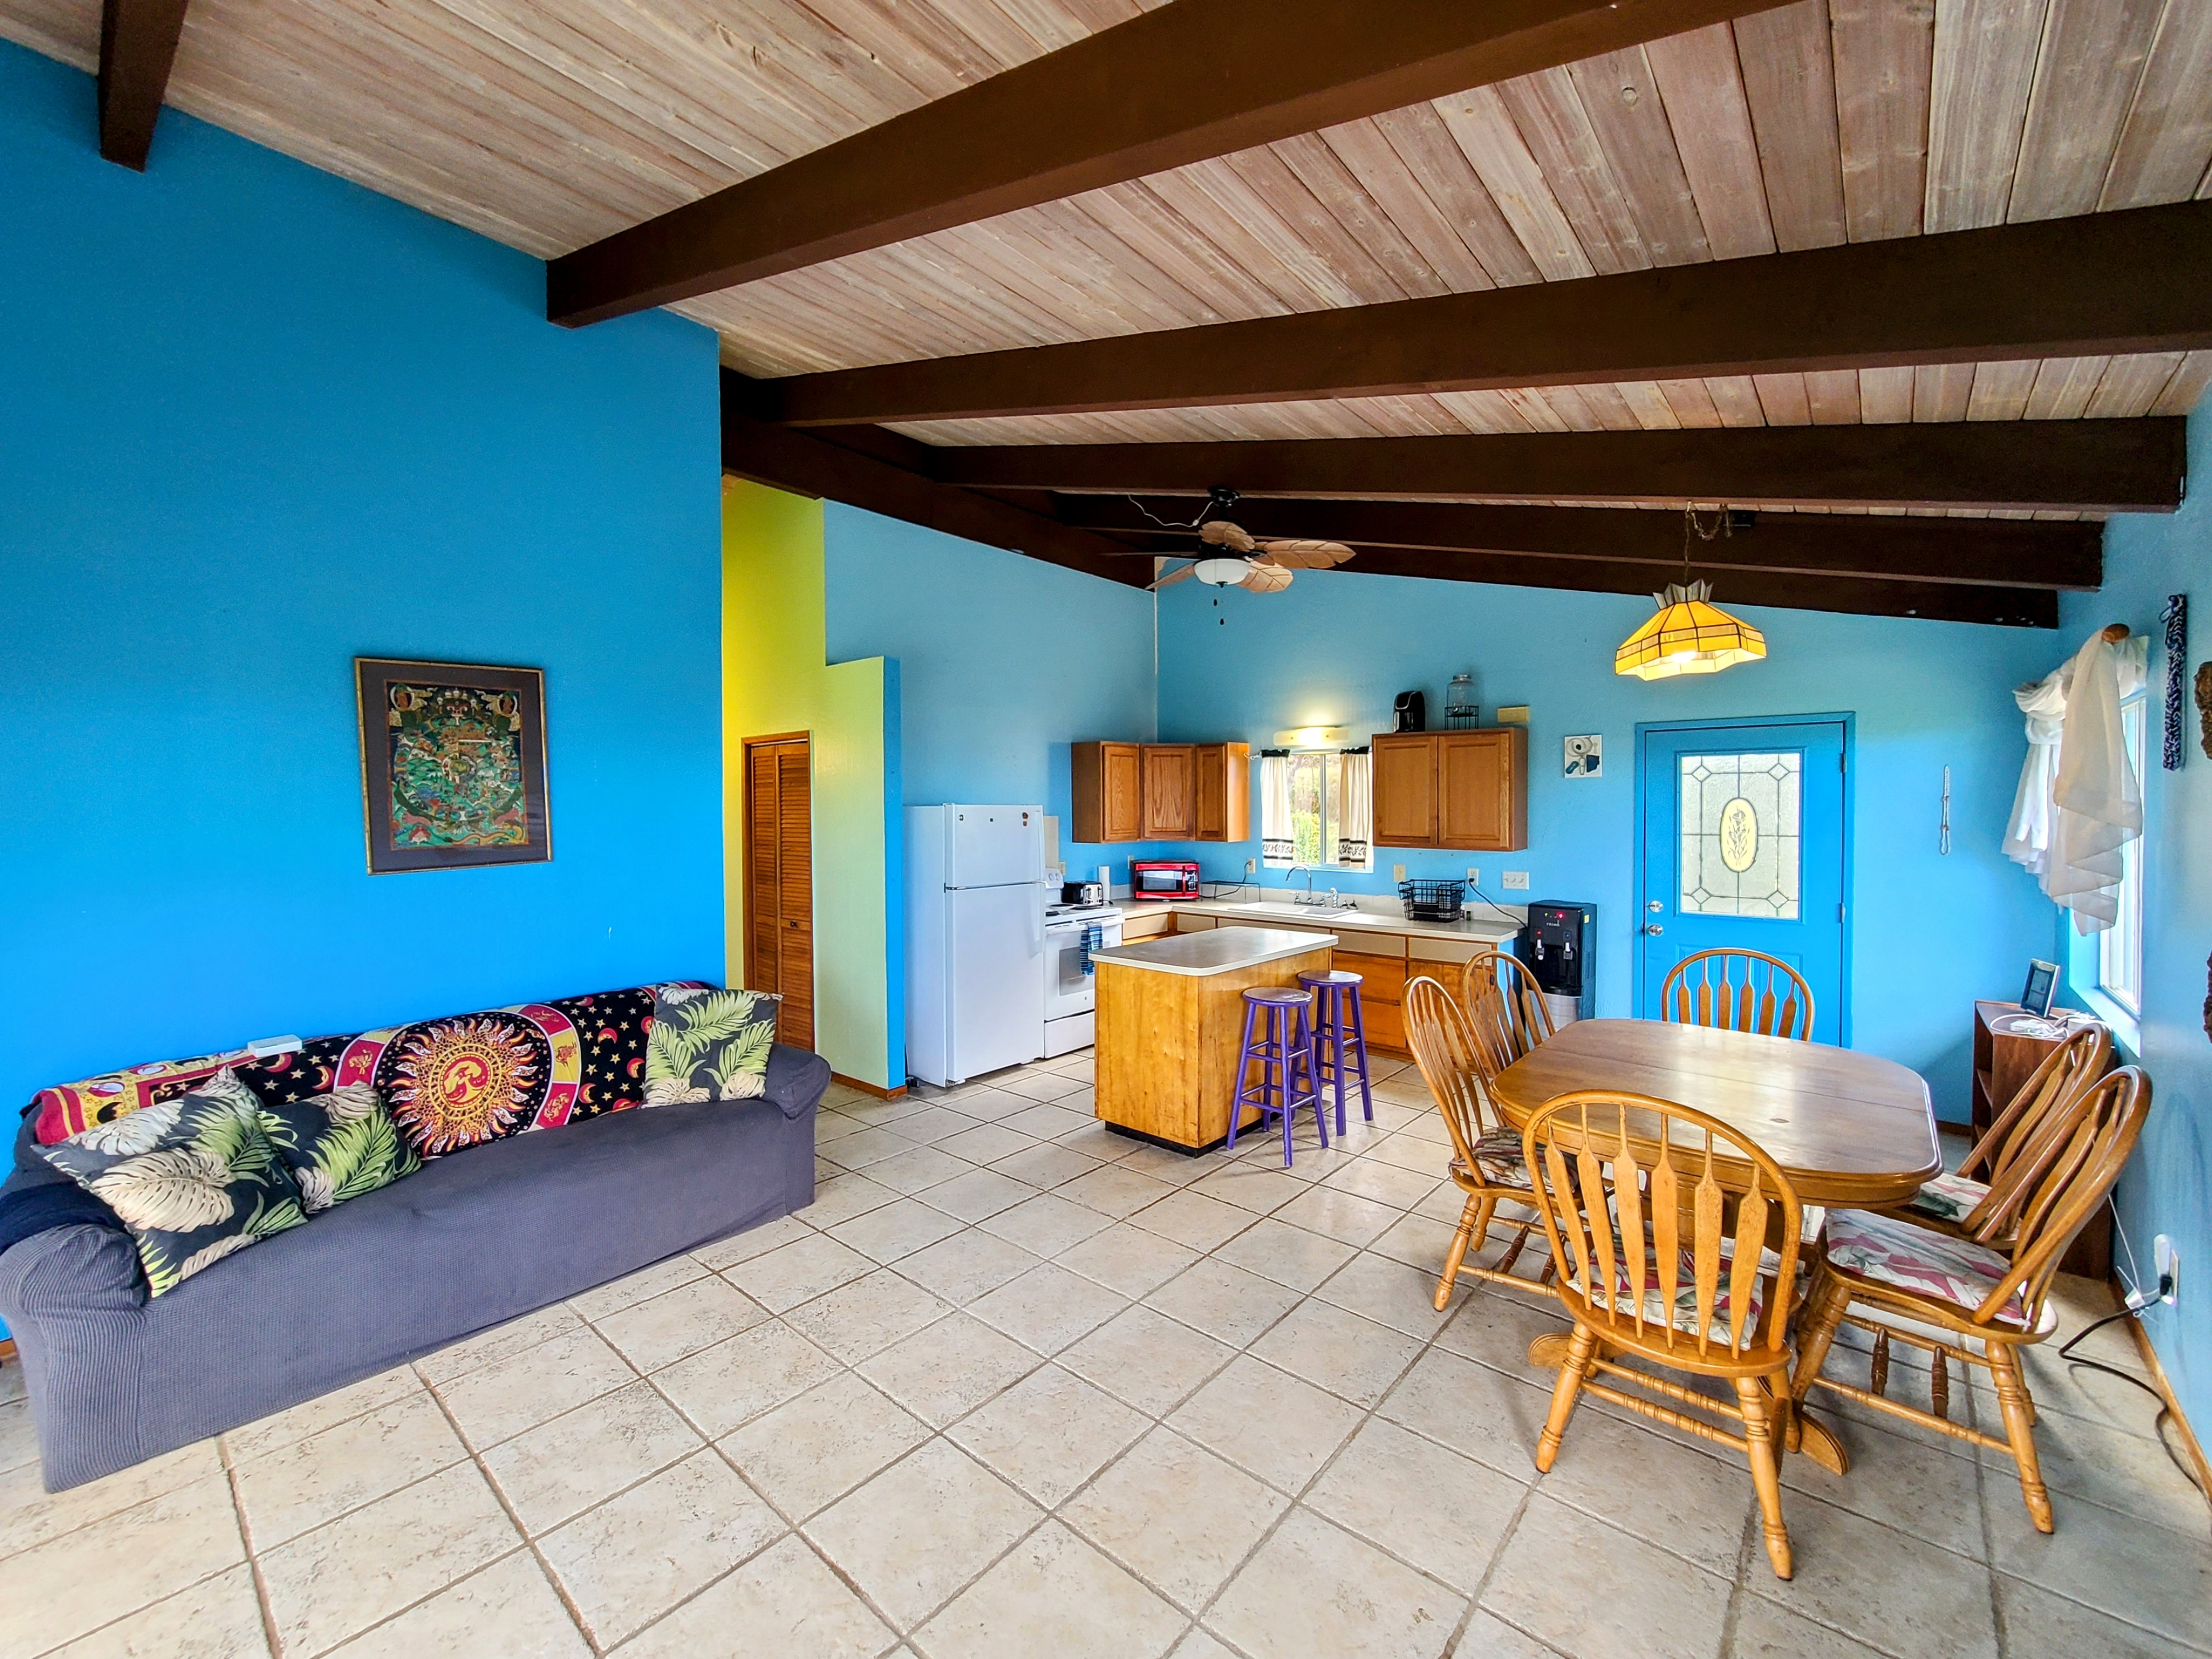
<box><xmin>1515</xmin><ymin>901</ymin><xmax>1594</xmax><ymax>1027</ymax></box>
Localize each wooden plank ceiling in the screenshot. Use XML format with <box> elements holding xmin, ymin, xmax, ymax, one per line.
<box><xmin>9</xmin><ymin>0</ymin><xmax>2212</xmax><ymax>620</ymax></box>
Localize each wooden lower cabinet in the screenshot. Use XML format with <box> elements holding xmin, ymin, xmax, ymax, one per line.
<box><xmin>1333</xmin><ymin>947</ymin><xmax>1410</xmax><ymax>1057</ymax></box>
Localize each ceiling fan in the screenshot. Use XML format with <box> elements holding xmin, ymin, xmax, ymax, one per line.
<box><xmin>1120</xmin><ymin>488</ymin><xmax>1357</xmax><ymax>593</ymax></box>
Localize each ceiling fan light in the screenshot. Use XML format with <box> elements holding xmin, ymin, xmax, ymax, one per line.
<box><xmin>1193</xmin><ymin>557</ymin><xmax>1255</xmax><ymax>586</ymax></box>
<box><xmin>1615</xmin><ymin>582</ymin><xmax>1767</xmax><ymax>681</ymax></box>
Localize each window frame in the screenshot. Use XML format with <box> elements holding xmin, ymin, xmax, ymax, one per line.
<box><xmin>1263</xmin><ymin>748</ymin><xmax>1373</xmax><ymax>874</ymax></box>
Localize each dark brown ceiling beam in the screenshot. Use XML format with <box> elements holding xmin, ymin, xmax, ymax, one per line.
<box><xmin>758</xmin><ymin>200</ymin><xmax>2212</xmax><ymax>425</ymax></box>
<box><xmin>1053</xmin><ymin>496</ymin><xmax>2103</xmax><ymax>589</ymax></box>
<box><xmin>548</xmin><ymin>0</ymin><xmax>1795</xmax><ymax>327</ymax></box>
<box><xmin>931</xmin><ymin>420</ymin><xmax>2185</xmax><ymax>515</ymax></box>
<box><xmin>1339</xmin><ymin>549</ymin><xmax>2057</xmax><ymax>628</ymax></box>
<box><xmin>720</xmin><ymin>384</ymin><xmax>1146</xmax><ymax>588</ymax></box>
<box><xmin>98</xmin><ymin>0</ymin><xmax>190</xmax><ymax>170</ymax></box>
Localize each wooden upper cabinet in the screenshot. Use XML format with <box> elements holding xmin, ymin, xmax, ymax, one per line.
<box><xmin>1142</xmin><ymin>743</ymin><xmax>1197</xmax><ymax>838</ymax></box>
<box><xmin>1372</xmin><ymin>729</ymin><xmax>1527</xmax><ymax>851</ymax></box>
<box><xmin>1439</xmin><ymin>728</ymin><xmax>1527</xmax><ymax>851</ymax></box>
<box><xmin>1371</xmin><ymin>734</ymin><xmax>1438</xmax><ymax>847</ymax></box>
<box><xmin>1194</xmin><ymin>742</ymin><xmax>1249</xmax><ymax>842</ymax></box>
<box><xmin>1072</xmin><ymin>741</ymin><xmax>1145</xmax><ymax>842</ymax></box>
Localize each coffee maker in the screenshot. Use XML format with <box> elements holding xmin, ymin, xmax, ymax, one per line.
<box><xmin>1391</xmin><ymin>690</ymin><xmax>1426</xmax><ymax>733</ymax></box>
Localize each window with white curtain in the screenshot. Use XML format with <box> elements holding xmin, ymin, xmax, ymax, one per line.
<box><xmin>1261</xmin><ymin>750</ymin><xmax>1372</xmax><ymax>873</ymax></box>
<box><xmin>2097</xmin><ymin>693</ymin><xmax>2147</xmax><ymax>1013</ymax></box>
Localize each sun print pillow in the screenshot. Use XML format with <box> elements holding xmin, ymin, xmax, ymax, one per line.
<box><xmin>40</xmin><ymin>1069</ymin><xmax>308</xmax><ymax>1295</ymax></box>
<box><xmin>644</xmin><ymin>986</ymin><xmax>781</xmax><ymax>1105</ymax></box>
<box><xmin>258</xmin><ymin>1081</ymin><xmax>421</xmax><ymax>1213</ymax></box>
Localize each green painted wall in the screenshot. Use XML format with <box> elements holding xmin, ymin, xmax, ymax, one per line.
<box><xmin>722</xmin><ymin>479</ymin><xmax>899</xmax><ymax>1090</ymax></box>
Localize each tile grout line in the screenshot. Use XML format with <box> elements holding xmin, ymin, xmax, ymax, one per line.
<box><xmin>417</xmin><ymin>1368</ymin><xmax>606</xmax><ymax>1658</ymax></box>
<box><xmin>217</xmin><ymin>1434</ymin><xmax>290</xmax><ymax>1659</ymax></box>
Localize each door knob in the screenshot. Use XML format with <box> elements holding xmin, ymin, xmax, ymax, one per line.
<box><xmin>1644</xmin><ymin>923</ymin><xmax>1663</xmax><ymax>935</ymax></box>
<box><xmin>1646</xmin><ymin>900</ymin><xmax>1664</xmax><ymax>912</ymax></box>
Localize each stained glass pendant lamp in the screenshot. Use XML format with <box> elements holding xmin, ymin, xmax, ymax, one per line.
<box><xmin>1615</xmin><ymin>508</ymin><xmax>1768</xmax><ymax>681</ymax></box>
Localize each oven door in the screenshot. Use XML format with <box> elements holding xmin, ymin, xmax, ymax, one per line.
<box><xmin>1043</xmin><ymin>917</ymin><xmax>1122</xmax><ymax>1018</ymax></box>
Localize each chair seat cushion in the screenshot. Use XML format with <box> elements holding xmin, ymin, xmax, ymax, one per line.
<box><xmin>1453</xmin><ymin>1127</ymin><xmax>1532</xmax><ymax>1189</ymax></box>
<box><xmin>1822</xmin><ymin>1207</ymin><xmax>2031</xmax><ymax>1325</ymax></box>
<box><xmin>1903</xmin><ymin>1170</ymin><xmax>1989</xmax><ymax>1226</ymax></box>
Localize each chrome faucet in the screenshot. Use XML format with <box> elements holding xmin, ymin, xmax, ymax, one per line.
<box><xmin>1288</xmin><ymin>865</ymin><xmax>1318</xmax><ymax>905</ymax></box>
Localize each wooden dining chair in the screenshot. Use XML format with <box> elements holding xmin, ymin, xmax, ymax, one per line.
<box><xmin>1403</xmin><ymin>975</ymin><xmax>1544</xmax><ymax>1310</ymax></box>
<box><xmin>1659</xmin><ymin>948</ymin><xmax>1814</xmax><ymax>1040</ymax></box>
<box><xmin>1881</xmin><ymin>1022</ymin><xmax>2111</xmax><ymax>1246</ymax></box>
<box><xmin>1522</xmin><ymin>1090</ymin><xmax>1811</xmax><ymax>1578</ymax></box>
<box><xmin>1789</xmin><ymin>1066</ymin><xmax>2152</xmax><ymax>1533</ymax></box>
<box><xmin>1458</xmin><ymin>949</ymin><xmax>1555</xmax><ymax>1066</ymax></box>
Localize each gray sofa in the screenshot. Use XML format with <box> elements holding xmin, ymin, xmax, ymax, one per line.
<box><xmin>0</xmin><ymin>1043</ymin><xmax>825</xmax><ymax>1491</ymax></box>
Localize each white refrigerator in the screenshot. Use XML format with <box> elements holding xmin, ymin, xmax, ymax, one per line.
<box><xmin>905</xmin><ymin>805</ymin><xmax>1047</xmax><ymax>1087</ymax></box>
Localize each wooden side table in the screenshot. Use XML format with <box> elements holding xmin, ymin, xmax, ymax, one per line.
<box><xmin>1970</xmin><ymin>1000</ymin><xmax>2114</xmax><ymax>1279</ymax></box>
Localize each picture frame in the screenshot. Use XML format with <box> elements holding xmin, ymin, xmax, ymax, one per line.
<box><xmin>1564</xmin><ymin>734</ymin><xmax>1602</xmax><ymax>778</ymax></box>
<box><xmin>355</xmin><ymin>658</ymin><xmax>550</xmax><ymax>874</ymax></box>
<box><xmin>2019</xmin><ymin>958</ymin><xmax>2059</xmax><ymax>1018</ymax></box>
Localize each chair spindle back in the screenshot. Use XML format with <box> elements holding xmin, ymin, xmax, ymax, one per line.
<box><xmin>1403</xmin><ymin>976</ymin><xmax>1503</xmax><ymax>1181</ymax></box>
<box><xmin>1459</xmin><ymin>950</ymin><xmax>1555</xmax><ymax>1071</ymax></box>
<box><xmin>1522</xmin><ymin>1091</ymin><xmax>1804</xmax><ymax>1364</ymax></box>
<box><xmin>1658</xmin><ymin>949</ymin><xmax>1815</xmax><ymax>1041</ymax></box>
<box><xmin>1957</xmin><ymin>1023</ymin><xmax>2112</xmax><ymax>1243</ymax></box>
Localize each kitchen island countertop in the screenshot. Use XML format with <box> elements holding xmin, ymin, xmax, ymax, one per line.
<box><xmin>1091</xmin><ymin>925</ymin><xmax>1339</xmax><ymax>978</ymax></box>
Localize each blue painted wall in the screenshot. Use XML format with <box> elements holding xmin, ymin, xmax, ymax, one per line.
<box><xmin>822</xmin><ymin>503</ymin><xmax>1164</xmax><ymax>877</ymax></box>
<box><xmin>2062</xmin><ymin>397</ymin><xmax>2212</xmax><ymax>1443</ymax></box>
<box><xmin>0</xmin><ymin>44</ymin><xmax>725</xmax><ymax>1114</ymax></box>
<box><xmin>1155</xmin><ymin>569</ymin><xmax>2063</xmax><ymax>1122</ymax></box>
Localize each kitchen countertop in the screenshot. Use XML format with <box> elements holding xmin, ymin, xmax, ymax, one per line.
<box><xmin>1091</xmin><ymin>925</ymin><xmax>1340</xmax><ymax>977</ymax></box>
<box><xmin>1115</xmin><ymin>897</ymin><xmax>1521</xmax><ymax>946</ymax></box>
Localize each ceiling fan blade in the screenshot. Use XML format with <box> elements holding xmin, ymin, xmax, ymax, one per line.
<box><xmin>1199</xmin><ymin>518</ymin><xmax>1257</xmax><ymax>554</ymax></box>
<box><xmin>1239</xmin><ymin>560</ymin><xmax>1294</xmax><ymax>593</ymax></box>
<box><xmin>1149</xmin><ymin>562</ymin><xmax>1199</xmax><ymax>590</ymax></box>
<box><xmin>1252</xmin><ymin>537</ymin><xmax>1356</xmax><ymax>568</ymax></box>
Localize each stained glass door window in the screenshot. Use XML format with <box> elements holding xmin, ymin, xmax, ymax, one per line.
<box><xmin>1679</xmin><ymin>751</ymin><xmax>1801</xmax><ymax>918</ymax></box>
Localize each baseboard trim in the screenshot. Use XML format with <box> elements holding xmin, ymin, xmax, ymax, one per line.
<box><xmin>2111</xmin><ymin>1277</ymin><xmax>2212</xmax><ymax>1507</ymax></box>
<box><xmin>832</xmin><ymin>1073</ymin><xmax>907</xmax><ymax>1101</ymax></box>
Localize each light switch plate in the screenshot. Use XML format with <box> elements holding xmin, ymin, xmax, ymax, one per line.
<box><xmin>1392</xmin><ymin>864</ymin><xmax>1407</xmax><ymax>882</ymax></box>
<box><xmin>1502</xmin><ymin>871</ymin><xmax>1530</xmax><ymax>890</ymax></box>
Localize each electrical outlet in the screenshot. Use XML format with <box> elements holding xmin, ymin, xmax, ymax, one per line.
<box><xmin>1466</xmin><ymin>867</ymin><xmax>1480</xmax><ymax>886</ymax></box>
<box><xmin>1502</xmin><ymin>871</ymin><xmax>1530</xmax><ymax>890</ymax></box>
<box><xmin>1244</xmin><ymin>857</ymin><xmax>1256</xmax><ymax>876</ymax></box>
<box><xmin>2155</xmin><ymin>1234</ymin><xmax>2180</xmax><ymax>1305</ymax></box>
<box><xmin>1392</xmin><ymin>864</ymin><xmax>1407</xmax><ymax>883</ymax></box>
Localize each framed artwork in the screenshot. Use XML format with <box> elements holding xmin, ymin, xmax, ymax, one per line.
<box><xmin>1564</xmin><ymin>735</ymin><xmax>1602</xmax><ymax>778</ymax></box>
<box><xmin>355</xmin><ymin>658</ymin><xmax>550</xmax><ymax>874</ymax></box>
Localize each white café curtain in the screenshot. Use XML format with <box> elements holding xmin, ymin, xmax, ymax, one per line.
<box><xmin>2003</xmin><ymin>628</ymin><xmax>2147</xmax><ymax>932</ymax></box>
<box><xmin>1333</xmin><ymin>751</ymin><xmax>1372</xmax><ymax>868</ymax></box>
<box><xmin>1260</xmin><ymin>752</ymin><xmax>1294</xmax><ymax>866</ymax></box>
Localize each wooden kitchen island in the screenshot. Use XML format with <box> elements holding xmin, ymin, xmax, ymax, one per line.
<box><xmin>1091</xmin><ymin>926</ymin><xmax>1336</xmax><ymax>1152</ymax></box>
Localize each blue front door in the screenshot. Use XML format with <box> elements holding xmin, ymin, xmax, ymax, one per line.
<box><xmin>1638</xmin><ymin>718</ymin><xmax>1850</xmax><ymax>1044</ymax></box>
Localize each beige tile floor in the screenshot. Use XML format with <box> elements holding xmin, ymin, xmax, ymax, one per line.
<box><xmin>2</xmin><ymin>1048</ymin><xmax>2206</xmax><ymax>1659</ymax></box>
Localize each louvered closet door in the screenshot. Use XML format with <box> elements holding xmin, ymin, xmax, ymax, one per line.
<box><xmin>744</xmin><ymin>738</ymin><xmax>814</xmax><ymax>1052</ymax></box>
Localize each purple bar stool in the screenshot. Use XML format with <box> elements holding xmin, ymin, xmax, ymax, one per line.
<box><xmin>1228</xmin><ymin>987</ymin><xmax>1327</xmax><ymax>1166</ymax></box>
<box><xmin>1299</xmin><ymin>969</ymin><xmax>1374</xmax><ymax>1137</ymax></box>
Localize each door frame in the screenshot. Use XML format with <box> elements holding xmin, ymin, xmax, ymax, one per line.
<box><xmin>1631</xmin><ymin>713</ymin><xmax>1856</xmax><ymax>1046</ymax></box>
<box><xmin>739</xmin><ymin>730</ymin><xmax>812</xmax><ymax>1000</ymax></box>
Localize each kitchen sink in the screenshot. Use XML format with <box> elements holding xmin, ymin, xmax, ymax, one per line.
<box><xmin>1216</xmin><ymin>901</ymin><xmax>1384</xmax><ymax>926</ymax></box>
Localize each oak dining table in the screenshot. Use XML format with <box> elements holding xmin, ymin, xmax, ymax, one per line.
<box><xmin>1485</xmin><ymin>1017</ymin><xmax>1943</xmax><ymax>1475</ymax></box>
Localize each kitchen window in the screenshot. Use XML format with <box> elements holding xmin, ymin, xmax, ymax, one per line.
<box><xmin>1262</xmin><ymin>750</ymin><xmax>1372</xmax><ymax>872</ymax></box>
<box><xmin>2097</xmin><ymin>692</ymin><xmax>2147</xmax><ymax>1014</ymax></box>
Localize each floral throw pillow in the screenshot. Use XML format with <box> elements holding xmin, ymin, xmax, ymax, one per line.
<box><xmin>258</xmin><ymin>1082</ymin><xmax>421</xmax><ymax>1214</ymax></box>
<box><xmin>40</xmin><ymin>1069</ymin><xmax>308</xmax><ymax>1296</ymax></box>
<box><xmin>644</xmin><ymin>986</ymin><xmax>780</xmax><ymax>1105</ymax></box>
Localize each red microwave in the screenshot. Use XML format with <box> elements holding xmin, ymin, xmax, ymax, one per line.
<box><xmin>1131</xmin><ymin>860</ymin><xmax>1201</xmax><ymax>900</ymax></box>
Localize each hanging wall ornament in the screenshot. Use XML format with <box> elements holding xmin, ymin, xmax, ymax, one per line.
<box><xmin>2198</xmin><ymin>661</ymin><xmax>2212</xmax><ymax>761</ymax></box>
<box><xmin>2159</xmin><ymin>594</ymin><xmax>2187</xmax><ymax>769</ymax></box>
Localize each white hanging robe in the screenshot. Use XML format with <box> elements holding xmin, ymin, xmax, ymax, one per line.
<box><xmin>2001</xmin><ymin>669</ymin><xmax>2067</xmax><ymax>876</ymax></box>
<box><xmin>2040</xmin><ymin>631</ymin><xmax>2146</xmax><ymax>933</ymax></box>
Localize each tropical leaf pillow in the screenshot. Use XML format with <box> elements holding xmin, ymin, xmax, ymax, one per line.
<box><xmin>40</xmin><ymin>1069</ymin><xmax>308</xmax><ymax>1296</ymax></box>
<box><xmin>258</xmin><ymin>1082</ymin><xmax>421</xmax><ymax>1214</ymax></box>
<box><xmin>644</xmin><ymin>985</ymin><xmax>781</xmax><ymax>1105</ymax></box>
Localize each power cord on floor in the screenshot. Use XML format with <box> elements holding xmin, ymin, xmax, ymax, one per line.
<box><xmin>2056</xmin><ymin>1285</ymin><xmax>2203</xmax><ymax>1496</ymax></box>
